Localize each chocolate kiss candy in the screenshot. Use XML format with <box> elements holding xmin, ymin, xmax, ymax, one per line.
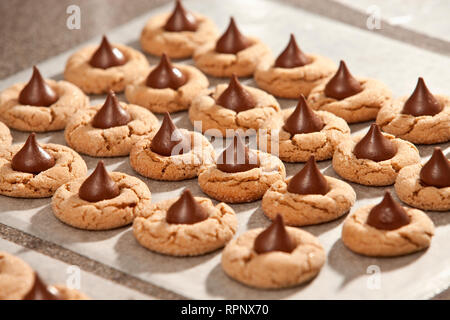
<box><xmin>420</xmin><ymin>147</ymin><xmax>450</xmax><ymax>188</ymax></box>
<box><xmin>18</xmin><ymin>66</ymin><xmax>58</xmax><ymax>107</ymax></box>
<box><xmin>146</xmin><ymin>53</ymin><xmax>187</xmax><ymax>90</ymax></box>
<box><xmin>11</xmin><ymin>133</ymin><xmax>55</xmax><ymax>174</ymax></box>
<box><xmin>254</xmin><ymin>214</ymin><xmax>296</xmax><ymax>254</ymax></box>
<box><xmin>23</xmin><ymin>273</ymin><xmax>61</xmax><ymax>300</ymax></box>
<box><xmin>215</xmin><ymin>17</ymin><xmax>252</xmax><ymax>54</ymax></box>
<box><xmin>150</xmin><ymin>112</ymin><xmax>190</xmax><ymax>156</ymax></box>
<box><xmin>166</xmin><ymin>189</ymin><xmax>209</xmax><ymax>224</ymax></box>
<box><xmin>92</xmin><ymin>91</ymin><xmax>131</xmax><ymax>129</ymax></box>
<box><xmin>78</xmin><ymin>161</ymin><xmax>120</xmax><ymax>202</ymax></box>
<box><xmin>274</xmin><ymin>34</ymin><xmax>311</xmax><ymax>68</ymax></box>
<box><xmin>164</xmin><ymin>0</ymin><xmax>198</xmax><ymax>32</ymax></box>
<box><xmin>324</xmin><ymin>60</ymin><xmax>363</xmax><ymax>100</ymax></box>
<box><xmin>216</xmin><ymin>74</ymin><xmax>256</xmax><ymax>113</ymax></box>
<box><xmin>283</xmin><ymin>95</ymin><xmax>324</xmax><ymax>135</ymax></box>
<box><xmin>287</xmin><ymin>155</ymin><xmax>329</xmax><ymax>195</ymax></box>
<box><xmin>401</xmin><ymin>77</ymin><xmax>443</xmax><ymax>117</ymax></box>
<box><xmin>367</xmin><ymin>192</ymin><xmax>410</xmax><ymax>230</ymax></box>
<box><xmin>216</xmin><ymin>134</ymin><xmax>260</xmax><ymax>173</ymax></box>
<box><xmin>353</xmin><ymin>124</ymin><xmax>397</xmax><ymax>162</ymax></box>
<box><xmin>89</xmin><ymin>35</ymin><xmax>127</xmax><ymax>69</ymax></box>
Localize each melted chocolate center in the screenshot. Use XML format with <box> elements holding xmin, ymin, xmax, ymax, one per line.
<box><xmin>11</xmin><ymin>133</ymin><xmax>55</xmax><ymax>174</ymax></box>
<box><xmin>366</xmin><ymin>192</ymin><xmax>411</xmax><ymax>230</ymax></box>
<box><xmin>215</xmin><ymin>17</ymin><xmax>252</xmax><ymax>54</ymax></box>
<box><xmin>89</xmin><ymin>35</ymin><xmax>127</xmax><ymax>69</ymax></box>
<box><xmin>401</xmin><ymin>77</ymin><xmax>443</xmax><ymax>117</ymax></box>
<box><xmin>216</xmin><ymin>134</ymin><xmax>260</xmax><ymax>173</ymax></box>
<box><xmin>166</xmin><ymin>189</ymin><xmax>209</xmax><ymax>224</ymax></box>
<box><xmin>353</xmin><ymin>124</ymin><xmax>397</xmax><ymax>162</ymax></box>
<box><xmin>324</xmin><ymin>60</ymin><xmax>363</xmax><ymax>100</ymax></box>
<box><xmin>287</xmin><ymin>156</ymin><xmax>329</xmax><ymax>195</ymax></box>
<box><xmin>150</xmin><ymin>112</ymin><xmax>191</xmax><ymax>156</ymax></box>
<box><xmin>275</xmin><ymin>34</ymin><xmax>311</xmax><ymax>68</ymax></box>
<box><xmin>92</xmin><ymin>91</ymin><xmax>131</xmax><ymax>129</ymax></box>
<box><xmin>254</xmin><ymin>214</ymin><xmax>296</xmax><ymax>254</ymax></box>
<box><xmin>18</xmin><ymin>66</ymin><xmax>58</xmax><ymax>107</ymax></box>
<box><xmin>146</xmin><ymin>53</ymin><xmax>187</xmax><ymax>90</ymax></box>
<box><xmin>283</xmin><ymin>95</ymin><xmax>324</xmax><ymax>135</ymax></box>
<box><xmin>420</xmin><ymin>147</ymin><xmax>450</xmax><ymax>188</ymax></box>
<box><xmin>78</xmin><ymin>161</ymin><xmax>120</xmax><ymax>202</ymax></box>
<box><xmin>164</xmin><ymin>0</ymin><xmax>198</xmax><ymax>32</ymax></box>
<box><xmin>216</xmin><ymin>74</ymin><xmax>256</xmax><ymax>113</ymax></box>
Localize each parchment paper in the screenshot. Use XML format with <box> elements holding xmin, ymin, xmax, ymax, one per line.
<box><xmin>0</xmin><ymin>0</ymin><xmax>449</xmax><ymax>299</ymax></box>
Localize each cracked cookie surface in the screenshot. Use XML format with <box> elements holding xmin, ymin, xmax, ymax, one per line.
<box><xmin>125</xmin><ymin>64</ymin><xmax>209</xmax><ymax>113</ymax></box>
<box><xmin>52</xmin><ymin>172</ymin><xmax>152</xmax><ymax>230</ymax></box>
<box><xmin>0</xmin><ymin>143</ymin><xmax>87</xmax><ymax>198</ymax></box>
<box><xmin>189</xmin><ymin>84</ymin><xmax>282</xmax><ymax>135</ymax></box>
<box><xmin>0</xmin><ymin>121</ymin><xmax>12</xmax><ymax>148</ymax></box>
<box><xmin>376</xmin><ymin>95</ymin><xmax>450</xmax><ymax>144</ymax></box>
<box><xmin>133</xmin><ymin>196</ymin><xmax>237</xmax><ymax>256</ymax></box>
<box><xmin>395</xmin><ymin>164</ymin><xmax>450</xmax><ymax>211</ymax></box>
<box><xmin>221</xmin><ymin>228</ymin><xmax>325</xmax><ymax>289</ymax></box>
<box><xmin>0</xmin><ymin>251</ymin><xmax>89</xmax><ymax>300</ymax></box>
<box><xmin>130</xmin><ymin>129</ymin><xmax>215</xmax><ymax>181</ymax></box>
<box><xmin>258</xmin><ymin>109</ymin><xmax>350</xmax><ymax>162</ymax></box>
<box><xmin>307</xmin><ymin>77</ymin><xmax>392</xmax><ymax>123</ymax></box>
<box><xmin>64</xmin><ymin>103</ymin><xmax>159</xmax><ymax>157</ymax></box>
<box><xmin>254</xmin><ymin>54</ymin><xmax>336</xmax><ymax>98</ymax></box>
<box><xmin>64</xmin><ymin>44</ymin><xmax>149</xmax><ymax>94</ymax></box>
<box><xmin>332</xmin><ymin>134</ymin><xmax>420</xmax><ymax>186</ymax></box>
<box><xmin>193</xmin><ymin>37</ymin><xmax>272</xmax><ymax>77</ymax></box>
<box><xmin>262</xmin><ymin>176</ymin><xmax>355</xmax><ymax>226</ymax></box>
<box><xmin>0</xmin><ymin>80</ymin><xmax>88</xmax><ymax>132</ymax></box>
<box><xmin>198</xmin><ymin>150</ymin><xmax>286</xmax><ymax>203</ymax></box>
<box><xmin>342</xmin><ymin>204</ymin><xmax>434</xmax><ymax>256</ymax></box>
<box><xmin>140</xmin><ymin>12</ymin><xmax>218</xmax><ymax>59</ymax></box>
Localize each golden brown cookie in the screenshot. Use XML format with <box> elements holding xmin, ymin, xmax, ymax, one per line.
<box><xmin>221</xmin><ymin>227</ymin><xmax>325</xmax><ymax>289</ymax></box>
<box><xmin>0</xmin><ymin>252</ymin><xmax>88</xmax><ymax>300</ymax></box>
<box><xmin>255</xmin><ymin>54</ymin><xmax>336</xmax><ymax>99</ymax></box>
<box><xmin>308</xmin><ymin>77</ymin><xmax>392</xmax><ymax>124</ymax></box>
<box><xmin>259</xmin><ymin>108</ymin><xmax>350</xmax><ymax>162</ymax></box>
<box><xmin>376</xmin><ymin>95</ymin><xmax>450</xmax><ymax>144</ymax></box>
<box><xmin>65</xmin><ymin>103</ymin><xmax>159</xmax><ymax>157</ymax></box>
<box><xmin>0</xmin><ymin>121</ymin><xmax>12</xmax><ymax>148</ymax></box>
<box><xmin>133</xmin><ymin>195</ymin><xmax>237</xmax><ymax>256</ymax></box>
<box><xmin>140</xmin><ymin>12</ymin><xmax>218</xmax><ymax>59</ymax></box>
<box><xmin>64</xmin><ymin>43</ymin><xmax>149</xmax><ymax>94</ymax></box>
<box><xmin>198</xmin><ymin>150</ymin><xmax>286</xmax><ymax>203</ymax></box>
<box><xmin>0</xmin><ymin>143</ymin><xmax>87</xmax><ymax>198</ymax></box>
<box><xmin>0</xmin><ymin>80</ymin><xmax>88</xmax><ymax>132</ymax></box>
<box><xmin>189</xmin><ymin>84</ymin><xmax>282</xmax><ymax>135</ymax></box>
<box><xmin>262</xmin><ymin>175</ymin><xmax>355</xmax><ymax>226</ymax></box>
<box><xmin>332</xmin><ymin>133</ymin><xmax>420</xmax><ymax>186</ymax></box>
<box><xmin>125</xmin><ymin>64</ymin><xmax>209</xmax><ymax>113</ymax></box>
<box><xmin>342</xmin><ymin>204</ymin><xmax>434</xmax><ymax>257</ymax></box>
<box><xmin>52</xmin><ymin>172</ymin><xmax>152</xmax><ymax>230</ymax></box>
<box><xmin>130</xmin><ymin>129</ymin><xmax>214</xmax><ymax>181</ymax></box>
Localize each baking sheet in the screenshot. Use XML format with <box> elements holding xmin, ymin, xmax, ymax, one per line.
<box><xmin>0</xmin><ymin>0</ymin><xmax>449</xmax><ymax>299</ymax></box>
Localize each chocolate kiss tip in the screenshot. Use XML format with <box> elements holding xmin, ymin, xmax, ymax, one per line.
<box><xmin>24</xmin><ymin>273</ymin><xmax>60</xmax><ymax>300</ymax></box>
<box><xmin>401</xmin><ymin>77</ymin><xmax>443</xmax><ymax>117</ymax></box>
<box><xmin>353</xmin><ymin>123</ymin><xmax>397</xmax><ymax>162</ymax></box>
<box><xmin>367</xmin><ymin>192</ymin><xmax>410</xmax><ymax>231</ymax></box>
<box><xmin>287</xmin><ymin>155</ymin><xmax>329</xmax><ymax>195</ymax></box>
<box><xmin>420</xmin><ymin>147</ymin><xmax>450</xmax><ymax>188</ymax></box>
<box><xmin>215</xmin><ymin>74</ymin><xmax>256</xmax><ymax>113</ymax></box>
<box><xmin>283</xmin><ymin>95</ymin><xmax>324</xmax><ymax>135</ymax></box>
<box><xmin>92</xmin><ymin>91</ymin><xmax>131</xmax><ymax>129</ymax></box>
<box><xmin>78</xmin><ymin>160</ymin><xmax>120</xmax><ymax>202</ymax></box>
<box><xmin>274</xmin><ymin>34</ymin><xmax>310</xmax><ymax>68</ymax></box>
<box><xmin>18</xmin><ymin>66</ymin><xmax>58</xmax><ymax>107</ymax></box>
<box><xmin>166</xmin><ymin>189</ymin><xmax>209</xmax><ymax>224</ymax></box>
<box><xmin>216</xmin><ymin>133</ymin><xmax>259</xmax><ymax>173</ymax></box>
<box><xmin>164</xmin><ymin>0</ymin><xmax>198</xmax><ymax>32</ymax></box>
<box><xmin>11</xmin><ymin>133</ymin><xmax>55</xmax><ymax>174</ymax></box>
<box><xmin>215</xmin><ymin>17</ymin><xmax>252</xmax><ymax>54</ymax></box>
<box><xmin>146</xmin><ymin>53</ymin><xmax>186</xmax><ymax>89</ymax></box>
<box><xmin>150</xmin><ymin>112</ymin><xmax>190</xmax><ymax>156</ymax></box>
<box><xmin>89</xmin><ymin>35</ymin><xmax>126</xmax><ymax>69</ymax></box>
<box><xmin>324</xmin><ymin>60</ymin><xmax>362</xmax><ymax>100</ymax></box>
<box><xmin>254</xmin><ymin>214</ymin><xmax>296</xmax><ymax>254</ymax></box>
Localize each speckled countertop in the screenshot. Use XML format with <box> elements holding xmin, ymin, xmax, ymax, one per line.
<box><xmin>0</xmin><ymin>0</ymin><xmax>448</xmax><ymax>300</ymax></box>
